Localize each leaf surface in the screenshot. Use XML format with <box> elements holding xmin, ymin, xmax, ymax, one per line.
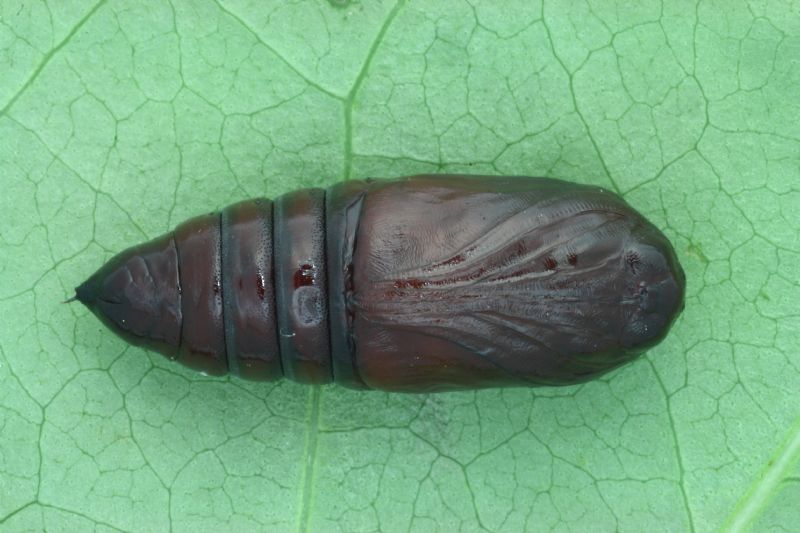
<box><xmin>1</xmin><ymin>1</ymin><xmax>798</xmax><ymax>531</ymax></box>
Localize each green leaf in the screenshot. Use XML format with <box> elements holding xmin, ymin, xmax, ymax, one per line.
<box><xmin>1</xmin><ymin>0</ymin><xmax>798</xmax><ymax>531</ymax></box>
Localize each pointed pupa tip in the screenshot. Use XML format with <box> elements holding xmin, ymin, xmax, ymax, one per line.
<box><xmin>69</xmin><ymin>279</ymin><xmax>97</xmax><ymax>307</ymax></box>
